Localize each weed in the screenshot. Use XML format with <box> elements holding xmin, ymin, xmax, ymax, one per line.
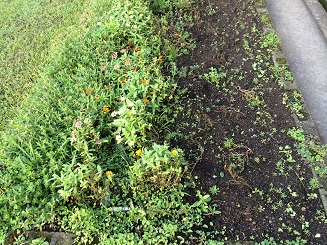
<box><xmin>279</xmin><ymin>145</ymin><xmax>295</xmax><ymax>163</ymax></box>
<box><xmin>259</xmin><ymin>12</ymin><xmax>273</xmax><ymax>28</ymax></box>
<box><xmin>307</xmin><ymin>193</ymin><xmax>318</xmax><ymax>200</ymax></box>
<box><xmin>261</xmin><ymin>32</ymin><xmax>280</xmax><ymax>51</ymax></box>
<box><xmin>205</xmin><ymin>0</ymin><xmax>217</xmax><ymax>16</ymax></box>
<box><xmin>315</xmin><ymin>209</ymin><xmax>327</xmax><ymax>223</ymax></box>
<box><xmin>252</xmin><ymin>188</ymin><xmax>264</xmax><ymax>198</ymax></box>
<box><xmin>209</xmin><ymin>185</ymin><xmax>220</xmax><ymax>195</ymax></box>
<box><xmin>201</xmin><ymin>67</ymin><xmax>227</xmax><ymax>87</ymax></box>
<box><xmin>283</xmin><ymin>90</ymin><xmax>307</xmax><ymax>119</ymax></box>
<box><xmin>309</xmin><ymin>177</ymin><xmax>320</xmax><ymax>190</ymax></box>
<box><xmin>276</xmin><ymin>160</ymin><xmax>288</xmax><ymax>177</ymax></box>
<box><xmin>288</xmin><ymin>128</ymin><xmax>327</xmax><ymax>179</ymax></box>
<box><xmin>273</xmin><ymin>64</ymin><xmax>294</xmax><ymax>83</ymax></box>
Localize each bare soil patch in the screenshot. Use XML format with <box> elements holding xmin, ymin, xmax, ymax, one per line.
<box><xmin>170</xmin><ymin>0</ymin><xmax>327</xmax><ymax>243</ymax></box>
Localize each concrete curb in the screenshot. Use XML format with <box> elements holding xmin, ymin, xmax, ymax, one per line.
<box><xmin>262</xmin><ymin>0</ymin><xmax>327</xmax><ymax>217</ymax></box>
<box><xmin>271</xmin><ymin>49</ymin><xmax>327</xmax><ymax>217</ymax></box>
<box><xmin>304</xmin><ymin>0</ymin><xmax>327</xmax><ymax>40</ymax></box>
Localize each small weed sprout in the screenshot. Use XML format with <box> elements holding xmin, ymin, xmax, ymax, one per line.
<box><xmin>261</xmin><ymin>33</ymin><xmax>280</xmax><ymax>50</ymax></box>
<box><xmin>209</xmin><ymin>185</ymin><xmax>220</xmax><ymax>195</ymax></box>
<box><xmin>201</xmin><ymin>67</ymin><xmax>227</xmax><ymax>87</ymax></box>
<box><xmin>309</xmin><ymin>178</ymin><xmax>320</xmax><ymax>190</ymax></box>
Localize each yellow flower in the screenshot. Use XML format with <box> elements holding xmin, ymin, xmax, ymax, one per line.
<box><xmin>172</xmin><ymin>149</ymin><xmax>178</xmax><ymax>156</ymax></box>
<box><xmin>158</xmin><ymin>55</ymin><xmax>163</xmax><ymax>62</ymax></box>
<box><xmin>106</xmin><ymin>170</ymin><xmax>113</xmax><ymax>177</ymax></box>
<box><xmin>136</xmin><ymin>149</ymin><xmax>142</xmax><ymax>156</ymax></box>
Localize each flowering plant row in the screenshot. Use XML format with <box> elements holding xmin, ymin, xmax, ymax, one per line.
<box><xmin>0</xmin><ymin>0</ymin><xmax>217</xmax><ymax>244</ymax></box>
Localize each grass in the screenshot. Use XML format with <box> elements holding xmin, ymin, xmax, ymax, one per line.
<box><xmin>0</xmin><ymin>0</ymin><xmax>115</xmax><ymax>131</ymax></box>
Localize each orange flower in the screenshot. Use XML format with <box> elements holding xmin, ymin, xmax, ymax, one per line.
<box><xmin>103</xmin><ymin>107</ymin><xmax>110</xmax><ymax>113</ymax></box>
<box><xmin>85</xmin><ymin>88</ymin><xmax>91</xmax><ymax>94</ymax></box>
<box><xmin>134</xmin><ymin>47</ymin><xmax>140</xmax><ymax>51</ymax></box>
<box><xmin>146</xmin><ymin>67</ymin><xmax>151</xmax><ymax>71</ymax></box>
<box><xmin>143</xmin><ymin>99</ymin><xmax>149</xmax><ymax>103</ymax></box>
<box><xmin>105</xmin><ymin>85</ymin><xmax>110</xmax><ymax>89</ymax></box>
<box><xmin>172</xmin><ymin>149</ymin><xmax>178</xmax><ymax>156</ymax></box>
<box><xmin>151</xmin><ymin>90</ymin><xmax>156</xmax><ymax>95</ymax></box>
<box><xmin>142</xmin><ymin>79</ymin><xmax>147</xmax><ymax>84</ymax></box>
<box><xmin>118</xmin><ymin>97</ymin><xmax>126</xmax><ymax>102</ymax></box>
<box><xmin>158</xmin><ymin>55</ymin><xmax>163</xmax><ymax>62</ymax></box>
<box><xmin>136</xmin><ymin>149</ymin><xmax>142</xmax><ymax>156</ymax></box>
<box><xmin>128</xmin><ymin>41</ymin><xmax>133</xmax><ymax>47</ymax></box>
<box><xmin>106</xmin><ymin>170</ymin><xmax>113</xmax><ymax>177</ymax></box>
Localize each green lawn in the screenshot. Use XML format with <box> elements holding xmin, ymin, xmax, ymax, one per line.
<box><xmin>0</xmin><ymin>0</ymin><xmax>112</xmax><ymax>131</ymax></box>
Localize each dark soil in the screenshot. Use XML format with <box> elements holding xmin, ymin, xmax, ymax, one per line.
<box><xmin>170</xmin><ymin>0</ymin><xmax>327</xmax><ymax>243</ymax></box>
